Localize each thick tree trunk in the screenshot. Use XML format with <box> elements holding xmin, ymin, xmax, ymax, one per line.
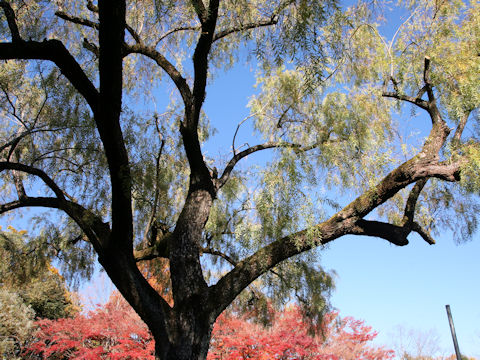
<box><xmin>149</xmin><ymin>186</ymin><xmax>215</xmax><ymax>360</ymax></box>
<box><xmin>152</xmin><ymin>308</ymin><xmax>213</xmax><ymax>360</ymax></box>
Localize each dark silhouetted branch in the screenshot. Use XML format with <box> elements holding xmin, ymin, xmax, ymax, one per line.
<box><xmin>0</xmin><ymin>1</ymin><xmax>21</xmax><ymax>42</ymax></box>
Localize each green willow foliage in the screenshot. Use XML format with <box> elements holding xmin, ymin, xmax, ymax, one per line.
<box><xmin>0</xmin><ymin>0</ymin><xmax>479</xmax><ymax>330</ymax></box>
<box><xmin>0</xmin><ymin>288</ymin><xmax>35</xmax><ymax>360</ymax></box>
<box><xmin>0</xmin><ymin>228</ymin><xmax>81</xmax><ymax>320</ymax></box>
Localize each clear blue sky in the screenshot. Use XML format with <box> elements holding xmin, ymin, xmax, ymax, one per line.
<box><xmin>322</xmin><ymin>233</ymin><xmax>480</xmax><ymax>356</ymax></box>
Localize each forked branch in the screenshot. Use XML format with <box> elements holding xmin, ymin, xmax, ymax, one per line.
<box><xmin>350</xmin><ymin>218</ymin><xmax>435</xmax><ymax>246</ymax></box>
<box><xmin>0</xmin><ymin>161</ymin><xmax>66</xmax><ymax>200</ymax></box>
<box><xmin>209</xmin><ymin>142</ymin><xmax>461</xmax><ymax>316</ymax></box>
<box><xmin>123</xmin><ymin>43</ymin><xmax>192</xmax><ymax>107</ymax></box>
<box><xmin>382</xmin><ymin>76</ymin><xmax>429</xmax><ymax>110</ymax></box>
<box><xmin>0</xmin><ymin>196</ymin><xmax>110</xmax><ymax>251</ymax></box>
<box><xmin>56</xmin><ymin>7</ymin><xmax>140</xmax><ymax>44</ymax></box>
<box><xmin>382</xmin><ymin>56</ymin><xmax>436</xmax><ymax>111</ymax></box>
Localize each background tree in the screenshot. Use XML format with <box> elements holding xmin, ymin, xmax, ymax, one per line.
<box><xmin>0</xmin><ymin>227</ymin><xmax>80</xmax><ymax>320</ymax></box>
<box><xmin>0</xmin><ymin>226</ymin><xmax>80</xmax><ymax>358</ymax></box>
<box><xmin>390</xmin><ymin>325</ymin><xmax>446</xmax><ymax>360</ymax></box>
<box><xmin>0</xmin><ymin>289</ymin><xmax>35</xmax><ymax>360</ymax></box>
<box><xmin>0</xmin><ymin>0</ymin><xmax>479</xmax><ymax>359</ymax></box>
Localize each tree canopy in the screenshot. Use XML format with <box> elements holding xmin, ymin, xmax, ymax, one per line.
<box><xmin>0</xmin><ymin>0</ymin><xmax>479</xmax><ymax>358</ymax></box>
<box><xmin>0</xmin><ymin>227</ymin><xmax>80</xmax><ymax>320</ymax></box>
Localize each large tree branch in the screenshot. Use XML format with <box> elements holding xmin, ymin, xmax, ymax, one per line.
<box><xmin>0</xmin><ymin>162</ymin><xmax>66</xmax><ymax>199</ymax></box>
<box><xmin>168</xmin><ymin>0</ymin><xmax>223</xmax><ymax>298</ymax></box>
<box><xmin>208</xmin><ymin>153</ymin><xmax>461</xmax><ymax>316</ymax></box>
<box><xmin>350</xmin><ymin>220</ymin><xmax>409</xmax><ymax>245</ymax></box>
<box><xmin>350</xmin><ymin>218</ymin><xmax>435</xmax><ymax>246</ymax></box>
<box><xmin>0</xmin><ymin>1</ymin><xmax>21</xmax><ymax>42</ymax></box>
<box><xmin>97</xmin><ymin>0</ymin><xmax>133</xmax><ymax>251</ymax></box>
<box><xmin>0</xmin><ymin>195</ymin><xmax>171</xmax><ymax>330</ymax></box>
<box><xmin>208</xmin><ymin>56</ymin><xmax>459</xmax><ymax>315</ymax></box>
<box><xmin>0</xmin><ymin>161</ymin><xmax>110</xmax><ymax>247</ymax></box>
<box><xmin>190</xmin><ymin>0</ymin><xmax>208</xmax><ymax>24</ymax></box>
<box><xmin>123</xmin><ymin>43</ymin><xmax>192</xmax><ymax>106</ymax></box>
<box><xmin>175</xmin><ymin>0</ymin><xmax>220</xmax><ymax>195</ymax></box>
<box><xmin>452</xmin><ymin>110</ymin><xmax>472</xmax><ymax>145</ymax></box>
<box><xmin>186</xmin><ymin>0</ymin><xmax>219</xmax><ymax>188</ymax></box>
<box><xmin>403</xmin><ymin>178</ymin><xmax>427</xmax><ymax>224</ymax></box>
<box><xmin>0</xmin><ymin>196</ymin><xmax>110</xmax><ymax>250</ymax></box>
<box><xmin>1</xmin><ymin>0</ymin><xmax>172</xmax><ymax>339</ymax></box>
<box><xmin>190</xmin><ymin>0</ymin><xmax>219</xmax><ymax>128</ymax></box>
<box><xmin>0</xmin><ymin>40</ymin><xmax>99</xmax><ymax>112</ymax></box>
<box><xmin>55</xmin><ymin>11</ymin><xmax>99</xmax><ymax>29</ymax></box>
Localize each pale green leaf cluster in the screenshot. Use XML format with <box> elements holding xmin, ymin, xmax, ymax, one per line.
<box><xmin>249</xmin><ymin>66</ymin><xmax>395</xmax><ymax>192</ymax></box>
<box><xmin>0</xmin><ymin>289</ymin><xmax>35</xmax><ymax>360</ymax></box>
<box><xmin>0</xmin><ymin>228</ymin><xmax>82</xmax><ymax>317</ymax></box>
<box><xmin>227</xmin><ymin>253</ymin><xmax>335</xmax><ymax>329</ymax></box>
<box><xmin>392</xmin><ymin>0</ymin><xmax>480</xmax><ymax>120</ymax></box>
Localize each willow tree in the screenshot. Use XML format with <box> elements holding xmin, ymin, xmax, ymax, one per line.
<box><xmin>0</xmin><ymin>0</ymin><xmax>479</xmax><ymax>358</ymax></box>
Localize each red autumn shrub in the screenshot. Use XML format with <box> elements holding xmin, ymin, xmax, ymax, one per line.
<box><xmin>25</xmin><ymin>295</ymin><xmax>393</xmax><ymax>360</ymax></box>
<box><xmin>208</xmin><ymin>306</ymin><xmax>395</xmax><ymax>360</ymax></box>
<box><xmin>25</xmin><ymin>294</ymin><xmax>155</xmax><ymax>359</ymax></box>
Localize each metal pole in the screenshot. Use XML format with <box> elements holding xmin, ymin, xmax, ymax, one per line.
<box><xmin>445</xmin><ymin>305</ymin><xmax>462</xmax><ymax>360</ymax></box>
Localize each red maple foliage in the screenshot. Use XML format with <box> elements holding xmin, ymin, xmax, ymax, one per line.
<box><xmin>25</xmin><ymin>295</ymin><xmax>393</xmax><ymax>360</ymax></box>
<box><xmin>25</xmin><ymin>293</ymin><xmax>155</xmax><ymax>359</ymax></box>
<box><xmin>208</xmin><ymin>306</ymin><xmax>395</xmax><ymax>360</ymax></box>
